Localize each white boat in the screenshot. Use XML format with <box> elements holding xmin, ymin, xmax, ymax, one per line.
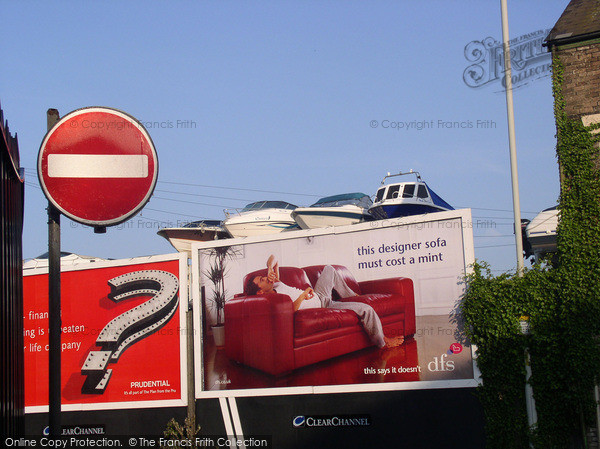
<box><xmin>157</xmin><ymin>220</ymin><xmax>230</xmax><ymax>254</ymax></box>
<box><xmin>368</xmin><ymin>171</ymin><xmax>454</xmax><ymax>219</ymax></box>
<box><xmin>223</xmin><ymin>201</ymin><xmax>299</xmax><ymax>238</ymax></box>
<box><xmin>291</xmin><ymin>192</ymin><xmax>373</xmax><ymax>229</ymax></box>
<box><xmin>524</xmin><ymin>206</ymin><xmax>558</xmax><ymax>259</ymax></box>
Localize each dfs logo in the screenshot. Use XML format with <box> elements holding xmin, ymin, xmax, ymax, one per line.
<box><xmin>427</xmin><ymin>343</ymin><xmax>463</xmax><ymax>372</ymax></box>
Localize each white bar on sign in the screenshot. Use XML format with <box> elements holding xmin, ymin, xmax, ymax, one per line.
<box><xmin>48</xmin><ymin>154</ymin><xmax>148</xmax><ymax>178</ymax></box>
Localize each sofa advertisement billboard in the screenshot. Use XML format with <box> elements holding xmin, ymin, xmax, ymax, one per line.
<box><xmin>23</xmin><ymin>253</ymin><xmax>188</xmax><ymax>412</ymax></box>
<box><xmin>193</xmin><ymin>209</ymin><xmax>476</xmax><ymax>395</ymax></box>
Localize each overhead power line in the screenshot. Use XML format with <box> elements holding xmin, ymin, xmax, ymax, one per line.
<box><xmin>158</xmin><ymin>180</ymin><xmax>322</xmax><ymax>198</ymax></box>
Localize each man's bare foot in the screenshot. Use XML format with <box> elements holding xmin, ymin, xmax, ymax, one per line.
<box><xmin>383</xmin><ymin>335</ymin><xmax>404</xmax><ymax>348</ymax></box>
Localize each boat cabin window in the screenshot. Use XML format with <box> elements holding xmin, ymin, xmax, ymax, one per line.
<box><xmin>386</xmin><ymin>185</ymin><xmax>401</xmax><ymax>199</ymax></box>
<box><xmin>417</xmin><ymin>184</ymin><xmax>429</xmax><ymax>199</ymax></box>
<box><xmin>375</xmin><ymin>188</ymin><xmax>385</xmax><ymax>203</ymax></box>
<box><xmin>402</xmin><ymin>184</ymin><xmax>415</xmax><ymax>198</ymax></box>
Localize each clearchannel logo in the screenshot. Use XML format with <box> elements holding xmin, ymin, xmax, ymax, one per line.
<box><xmin>43</xmin><ymin>425</ymin><xmax>106</xmax><ymax>435</ymax></box>
<box><xmin>292</xmin><ymin>415</ymin><xmax>371</xmax><ymax>428</ymax></box>
<box><xmin>293</xmin><ymin>416</ymin><xmax>306</xmax><ymax>427</ymax></box>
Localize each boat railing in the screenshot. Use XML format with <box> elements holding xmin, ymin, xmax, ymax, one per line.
<box><xmin>379</xmin><ymin>170</ymin><xmax>422</xmax><ymax>185</ymax></box>
<box><xmin>223</xmin><ymin>208</ymin><xmax>239</xmax><ymax>218</ymax></box>
<box><xmin>182</xmin><ymin>220</ymin><xmax>222</xmax><ymax>229</ymax></box>
<box><xmin>224</xmin><ymin>201</ymin><xmax>270</xmax><ymax>218</ymax></box>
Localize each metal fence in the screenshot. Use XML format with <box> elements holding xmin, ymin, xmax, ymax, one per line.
<box><xmin>1</xmin><ymin>101</ymin><xmax>24</xmax><ymax>435</ymax></box>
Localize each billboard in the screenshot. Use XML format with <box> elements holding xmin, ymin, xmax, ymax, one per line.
<box><xmin>23</xmin><ymin>253</ymin><xmax>188</xmax><ymax>412</ymax></box>
<box><xmin>192</xmin><ymin>209</ymin><xmax>477</xmax><ymax>396</ymax></box>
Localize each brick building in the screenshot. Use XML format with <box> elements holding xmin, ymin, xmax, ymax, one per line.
<box><xmin>544</xmin><ymin>0</ymin><xmax>600</xmax><ymax>123</ymax></box>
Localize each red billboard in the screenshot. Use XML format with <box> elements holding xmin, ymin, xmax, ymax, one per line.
<box><xmin>23</xmin><ymin>254</ymin><xmax>188</xmax><ymax>411</ymax></box>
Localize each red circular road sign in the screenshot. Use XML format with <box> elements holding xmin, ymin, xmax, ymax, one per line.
<box><xmin>38</xmin><ymin>107</ymin><xmax>158</xmax><ymax>227</ymax></box>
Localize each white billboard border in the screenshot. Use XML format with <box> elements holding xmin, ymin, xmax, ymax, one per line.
<box><xmin>23</xmin><ymin>252</ymin><xmax>189</xmax><ymax>413</ymax></box>
<box><xmin>191</xmin><ymin>209</ymin><xmax>480</xmax><ymax>399</ymax></box>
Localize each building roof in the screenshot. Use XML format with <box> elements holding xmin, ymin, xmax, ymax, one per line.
<box><xmin>0</xmin><ymin>100</ymin><xmax>21</xmax><ymax>180</ymax></box>
<box><xmin>545</xmin><ymin>0</ymin><xmax>600</xmax><ymax>46</ymax></box>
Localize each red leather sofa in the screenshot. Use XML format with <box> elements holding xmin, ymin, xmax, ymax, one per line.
<box><xmin>224</xmin><ymin>265</ymin><xmax>416</xmax><ymax>375</ymax></box>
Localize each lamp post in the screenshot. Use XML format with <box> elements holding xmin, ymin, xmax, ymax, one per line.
<box><xmin>500</xmin><ymin>0</ymin><xmax>525</xmax><ymax>276</ymax></box>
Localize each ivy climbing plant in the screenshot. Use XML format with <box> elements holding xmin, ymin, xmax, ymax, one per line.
<box><xmin>461</xmin><ymin>52</ymin><xmax>600</xmax><ymax>448</ymax></box>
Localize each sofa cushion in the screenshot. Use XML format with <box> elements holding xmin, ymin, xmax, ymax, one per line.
<box><xmin>242</xmin><ymin>267</ymin><xmax>311</xmax><ymax>294</ymax></box>
<box><xmin>294</xmin><ymin>308</ymin><xmax>359</xmax><ymax>338</ymax></box>
<box><xmin>302</xmin><ymin>265</ymin><xmax>361</xmax><ymax>298</ymax></box>
<box><xmin>337</xmin><ymin>293</ymin><xmax>407</xmax><ymax>316</ymax></box>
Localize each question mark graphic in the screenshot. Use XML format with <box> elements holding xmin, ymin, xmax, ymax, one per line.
<box><xmin>81</xmin><ymin>270</ymin><xmax>179</xmax><ymax>394</ymax></box>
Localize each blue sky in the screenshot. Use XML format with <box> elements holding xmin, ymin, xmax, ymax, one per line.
<box><xmin>1</xmin><ymin>1</ymin><xmax>568</xmax><ymax>272</ymax></box>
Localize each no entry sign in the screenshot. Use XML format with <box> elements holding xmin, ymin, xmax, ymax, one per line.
<box><xmin>38</xmin><ymin>107</ymin><xmax>158</xmax><ymax>227</ymax></box>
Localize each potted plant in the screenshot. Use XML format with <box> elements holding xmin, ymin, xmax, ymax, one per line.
<box><xmin>204</xmin><ymin>245</ymin><xmax>239</xmax><ymax>347</ymax></box>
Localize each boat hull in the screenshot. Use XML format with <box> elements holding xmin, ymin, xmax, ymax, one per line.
<box><xmin>525</xmin><ymin>207</ymin><xmax>558</xmax><ymax>257</ymax></box>
<box><xmin>223</xmin><ymin>207</ymin><xmax>300</xmax><ymax>238</ymax></box>
<box><xmin>157</xmin><ymin>227</ymin><xmax>229</xmax><ymax>253</ymax></box>
<box><xmin>292</xmin><ymin>207</ymin><xmax>371</xmax><ymax>229</ymax></box>
<box><xmin>223</xmin><ymin>220</ymin><xmax>299</xmax><ymax>237</ymax></box>
<box><xmin>526</xmin><ymin>234</ymin><xmax>557</xmax><ymax>255</ymax></box>
<box><xmin>369</xmin><ymin>203</ymin><xmax>449</xmax><ymax>219</ymax></box>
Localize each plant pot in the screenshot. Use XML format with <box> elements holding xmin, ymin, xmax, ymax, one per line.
<box><xmin>212</xmin><ymin>324</ymin><xmax>225</xmax><ymax>347</ymax></box>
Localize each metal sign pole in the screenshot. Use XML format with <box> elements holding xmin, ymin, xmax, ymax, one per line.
<box><xmin>46</xmin><ymin>108</ymin><xmax>61</xmax><ymax>436</ymax></box>
<box><xmin>37</xmin><ymin>107</ymin><xmax>158</xmax><ymax>435</ymax></box>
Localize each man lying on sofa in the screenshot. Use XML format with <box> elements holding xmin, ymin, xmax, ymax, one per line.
<box><xmin>245</xmin><ymin>255</ymin><xmax>405</xmax><ymax>349</ymax></box>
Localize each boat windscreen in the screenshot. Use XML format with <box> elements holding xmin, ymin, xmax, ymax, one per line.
<box><xmin>311</xmin><ymin>193</ymin><xmax>372</xmax><ymax>208</ymax></box>
<box><xmin>242</xmin><ymin>201</ymin><xmax>297</xmax><ymax>211</ymax></box>
<box><xmin>402</xmin><ymin>184</ymin><xmax>416</xmax><ymax>198</ymax></box>
<box><xmin>386</xmin><ymin>185</ymin><xmax>401</xmax><ymax>199</ymax></box>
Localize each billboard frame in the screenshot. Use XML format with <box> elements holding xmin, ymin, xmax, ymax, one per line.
<box><xmin>191</xmin><ymin>209</ymin><xmax>480</xmax><ymax>399</ymax></box>
<box><xmin>23</xmin><ymin>252</ymin><xmax>189</xmax><ymax>413</ymax></box>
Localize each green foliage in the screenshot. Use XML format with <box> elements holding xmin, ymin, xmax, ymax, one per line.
<box><xmin>461</xmin><ymin>262</ymin><xmax>552</xmax><ymax>448</ymax></box>
<box><xmin>461</xmin><ymin>53</ymin><xmax>600</xmax><ymax>448</ymax></box>
<box><xmin>162</xmin><ymin>417</ymin><xmax>201</xmax><ymax>448</ymax></box>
